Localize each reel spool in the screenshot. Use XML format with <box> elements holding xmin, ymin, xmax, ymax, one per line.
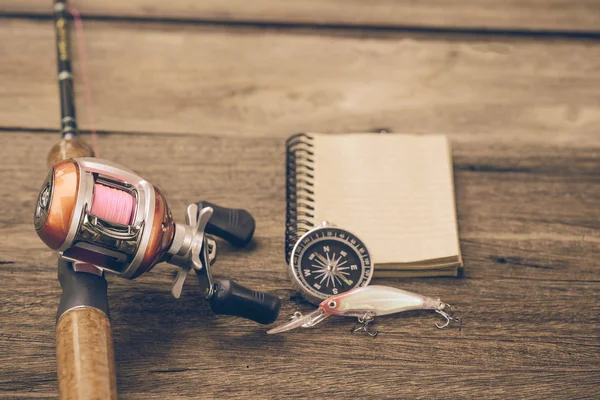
<box><xmin>34</xmin><ymin>157</ymin><xmax>280</xmax><ymax>324</ymax></box>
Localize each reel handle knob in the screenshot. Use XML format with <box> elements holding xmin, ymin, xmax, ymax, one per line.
<box><xmin>196</xmin><ymin>201</ymin><xmax>255</xmax><ymax>247</ymax></box>
<box><xmin>209</xmin><ymin>280</ymin><xmax>281</xmax><ymax>325</ymax></box>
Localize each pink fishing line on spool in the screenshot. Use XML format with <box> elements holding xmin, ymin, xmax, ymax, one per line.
<box><xmin>90</xmin><ymin>184</ymin><xmax>135</xmax><ymax>225</ymax></box>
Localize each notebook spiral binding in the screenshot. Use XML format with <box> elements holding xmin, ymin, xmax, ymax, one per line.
<box><xmin>285</xmin><ymin>133</ymin><xmax>316</xmax><ymax>263</ymax></box>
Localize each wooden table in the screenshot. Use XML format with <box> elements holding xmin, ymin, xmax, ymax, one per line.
<box><xmin>1</xmin><ymin>2</ymin><xmax>599</xmax><ymax>398</ymax></box>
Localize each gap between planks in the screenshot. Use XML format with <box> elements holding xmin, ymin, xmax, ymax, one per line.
<box><xmin>2</xmin><ymin>13</ymin><xmax>600</xmax><ymax>41</ymax></box>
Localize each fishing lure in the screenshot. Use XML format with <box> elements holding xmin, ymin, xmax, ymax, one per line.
<box><xmin>268</xmin><ymin>285</ymin><xmax>462</xmax><ymax>337</ymax></box>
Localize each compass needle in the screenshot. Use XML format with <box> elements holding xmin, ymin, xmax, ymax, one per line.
<box><xmin>314</xmin><ymin>258</ymin><xmax>327</xmax><ymax>268</ymax></box>
<box><xmin>336</xmin><ymin>272</ymin><xmax>352</xmax><ymax>286</ymax></box>
<box><xmin>315</xmin><ymin>253</ymin><xmax>329</xmax><ymax>266</ymax></box>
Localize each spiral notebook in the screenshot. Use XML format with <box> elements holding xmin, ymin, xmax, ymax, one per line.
<box><xmin>285</xmin><ymin>133</ymin><xmax>462</xmax><ymax>278</ymax></box>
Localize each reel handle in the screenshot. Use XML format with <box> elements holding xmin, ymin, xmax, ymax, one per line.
<box><xmin>209</xmin><ymin>280</ymin><xmax>281</xmax><ymax>325</ymax></box>
<box><xmin>196</xmin><ymin>201</ymin><xmax>255</xmax><ymax>247</ymax></box>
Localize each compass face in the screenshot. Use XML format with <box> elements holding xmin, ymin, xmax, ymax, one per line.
<box><xmin>290</xmin><ymin>227</ymin><xmax>373</xmax><ymax>303</ymax></box>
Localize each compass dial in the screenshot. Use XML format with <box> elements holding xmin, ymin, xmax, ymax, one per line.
<box><xmin>290</xmin><ymin>226</ymin><xmax>373</xmax><ymax>304</ymax></box>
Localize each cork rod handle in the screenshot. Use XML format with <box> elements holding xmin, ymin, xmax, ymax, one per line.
<box><xmin>56</xmin><ymin>307</ymin><xmax>117</xmax><ymax>400</ymax></box>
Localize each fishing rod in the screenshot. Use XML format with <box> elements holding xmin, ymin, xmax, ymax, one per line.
<box><xmin>49</xmin><ymin>0</ymin><xmax>95</xmax><ymax>166</ymax></box>
<box><xmin>47</xmin><ymin>1</ymin><xmax>114</xmax><ymax>398</ymax></box>
<box><xmin>39</xmin><ymin>2</ymin><xmax>280</xmax><ymax>398</ymax></box>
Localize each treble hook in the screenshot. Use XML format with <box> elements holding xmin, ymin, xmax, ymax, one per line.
<box><xmin>352</xmin><ymin>312</ymin><xmax>378</xmax><ymax>337</ymax></box>
<box><xmin>434</xmin><ymin>303</ymin><xmax>462</xmax><ymax>329</ymax></box>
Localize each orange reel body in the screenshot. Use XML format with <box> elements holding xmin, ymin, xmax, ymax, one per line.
<box><xmin>34</xmin><ymin>158</ymin><xmax>175</xmax><ymax>279</ymax></box>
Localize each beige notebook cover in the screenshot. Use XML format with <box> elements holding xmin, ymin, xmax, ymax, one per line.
<box><xmin>285</xmin><ymin>133</ymin><xmax>462</xmax><ymax>276</ymax></box>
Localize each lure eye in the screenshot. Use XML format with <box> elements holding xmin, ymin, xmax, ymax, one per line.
<box><xmin>328</xmin><ymin>300</ymin><xmax>337</xmax><ymax>308</ymax></box>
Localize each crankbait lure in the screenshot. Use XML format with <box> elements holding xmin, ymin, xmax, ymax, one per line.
<box><xmin>268</xmin><ymin>285</ymin><xmax>462</xmax><ymax>336</ymax></box>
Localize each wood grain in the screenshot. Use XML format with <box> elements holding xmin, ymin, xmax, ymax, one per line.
<box><xmin>3</xmin><ymin>0</ymin><xmax>600</xmax><ymax>33</ymax></box>
<box><xmin>0</xmin><ymin>130</ymin><xmax>598</xmax><ymax>399</ymax></box>
<box><xmin>1</xmin><ymin>19</ymin><xmax>600</xmax><ymax>139</ymax></box>
<box><xmin>1</xmin><ymin>6</ymin><xmax>600</xmax><ymax>399</ymax></box>
<box><xmin>56</xmin><ymin>307</ymin><xmax>117</xmax><ymax>400</ymax></box>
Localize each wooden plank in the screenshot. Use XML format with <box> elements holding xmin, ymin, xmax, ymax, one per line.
<box><xmin>3</xmin><ymin>132</ymin><xmax>600</xmax><ymax>283</ymax></box>
<box><xmin>1</xmin><ymin>130</ymin><xmax>599</xmax><ymax>398</ymax></box>
<box><xmin>1</xmin><ymin>19</ymin><xmax>600</xmax><ymax>140</ymax></box>
<box><xmin>3</xmin><ymin>0</ymin><xmax>600</xmax><ymax>33</ymax></box>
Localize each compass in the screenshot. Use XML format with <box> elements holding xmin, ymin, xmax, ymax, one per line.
<box><xmin>288</xmin><ymin>222</ymin><xmax>374</xmax><ymax>304</ymax></box>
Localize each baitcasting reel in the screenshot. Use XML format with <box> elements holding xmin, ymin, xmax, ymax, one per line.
<box><xmin>34</xmin><ymin>157</ymin><xmax>280</xmax><ymax>324</ymax></box>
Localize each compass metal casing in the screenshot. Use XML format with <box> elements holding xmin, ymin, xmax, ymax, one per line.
<box><xmin>288</xmin><ymin>221</ymin><xmax>374</xmax><ymax>305</ymax></box>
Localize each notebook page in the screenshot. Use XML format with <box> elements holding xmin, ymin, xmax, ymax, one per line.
<box><xmin>312</xmin><ymin>133</ymin><xmax>460</xmax><ymax>265</ymax></box>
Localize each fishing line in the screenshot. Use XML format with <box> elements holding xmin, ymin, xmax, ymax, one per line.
<box><xmin>67</xmin><ymin>1</ymin><xmax>99</xmax><ymax>156</ymax></box>
<box><xmin>90</xmin><ymin>184</ymin><xmax>135</xmax><ymax>225</ymax></box>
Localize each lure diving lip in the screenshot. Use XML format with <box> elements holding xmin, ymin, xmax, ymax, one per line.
<box><xmin>267</xmin><ymin>285</ymin><xmax>462</xmax><ymax>335</ymax></box>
